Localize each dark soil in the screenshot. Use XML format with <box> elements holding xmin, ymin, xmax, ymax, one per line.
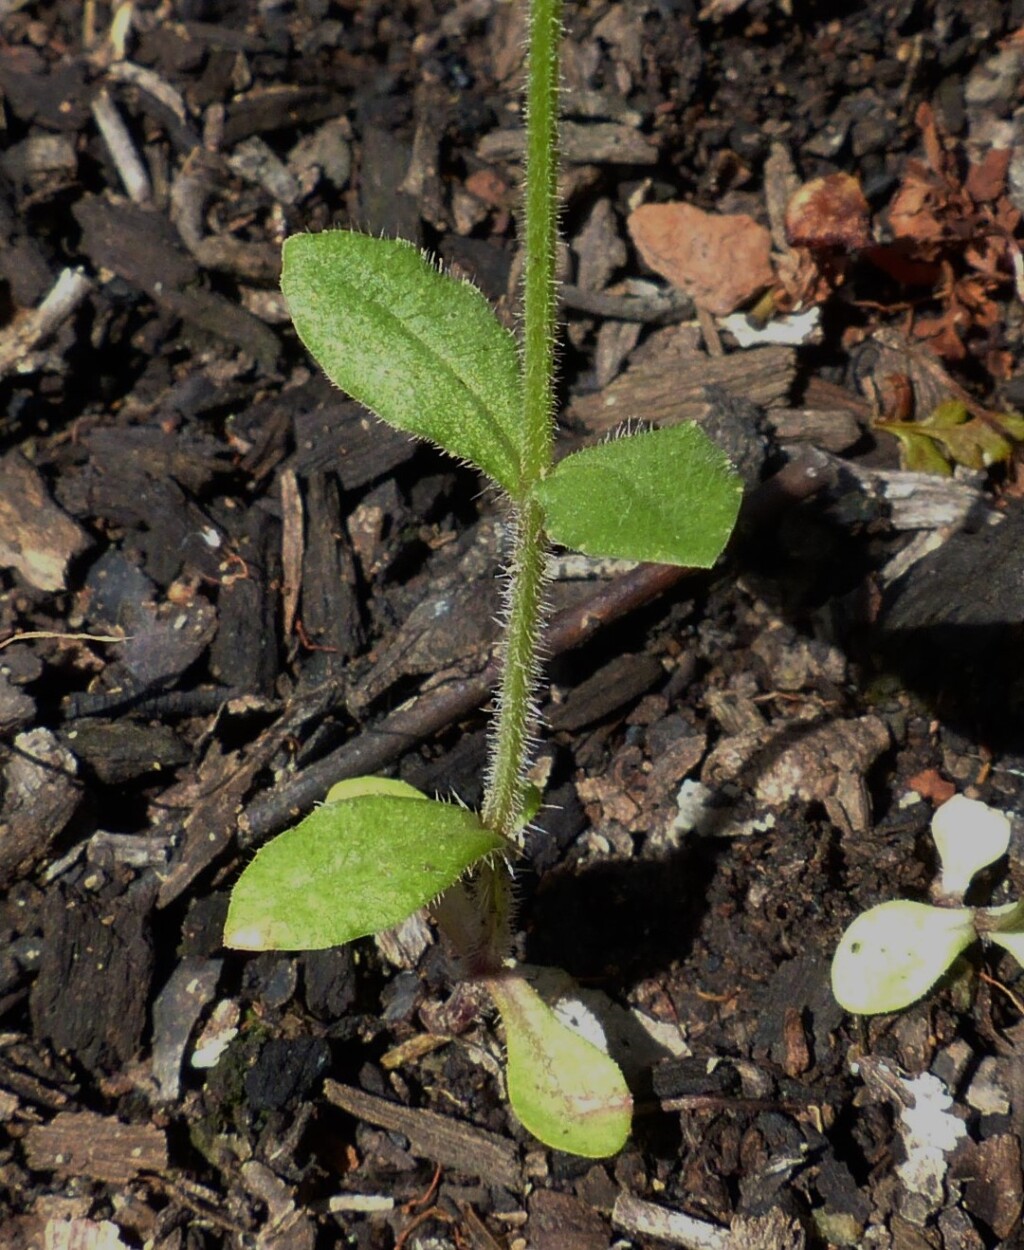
<box><xmin>3</xmin><ymin>2</ymin><xmax>1024</xmax><ymax>1247</ymax></box>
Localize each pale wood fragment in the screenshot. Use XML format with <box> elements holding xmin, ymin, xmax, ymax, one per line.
<box><xmin>24</xmin><ymin>1110</ymin><xmax>167</xmax><ymax>1184</ymax></box>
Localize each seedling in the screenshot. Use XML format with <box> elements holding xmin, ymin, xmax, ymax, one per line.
<box><xmin>831</xmin><ymin>795</ymin><xmax>1024</xmax><ymax>1015</ymax></box>
<box><xmin>224</xmin><ymin>0</ymin><xmax>741</xmax><ymax>1157</ymax></box>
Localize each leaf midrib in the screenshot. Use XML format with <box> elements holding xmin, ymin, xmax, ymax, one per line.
<box><xmin>319</xmin><ymin>268</ymin><xmax>524</xmax><ymax>492</ymax></box>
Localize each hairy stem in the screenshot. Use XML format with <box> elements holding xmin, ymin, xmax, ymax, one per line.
<box><xmin>482</xmin><ymin>494</ymin><xmax>548</xmax><ymax>838</ymax></box>
<box><xmin>519</xmin><ymin>0</ymin><xmax>561</xmax><ymax>487</ymax></box>
<box><xmin>481</xmin><ymin>0</ymin><xmax>561</xmax><ymax>842</ymax></box>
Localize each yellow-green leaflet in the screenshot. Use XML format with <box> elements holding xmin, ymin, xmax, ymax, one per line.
<box><xmin>225</xmin><ymin>795</ymin><xmax>504</xmax><ymax>951</ymax></box>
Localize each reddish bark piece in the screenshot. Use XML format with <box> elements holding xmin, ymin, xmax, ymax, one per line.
<box><xmin>785</xmin><ymin>173</ymin><xmax>871</xmax><ymax>251</ymax></box>
<box><xmin>906</xmin><ymin>768</ymin><xmax>956</xmax><ymax>805</ymax></box>
<box><xmin>627</xmin><ymin>202</ymin><xmax>773</xmax><ymax>315</ymax></box>
<box><xmin>463</xmin><ymin>167</ymin><xmax>513</xmax><ymax>208</ymax></box>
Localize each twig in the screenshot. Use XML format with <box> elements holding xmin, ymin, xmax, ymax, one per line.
<box><xmin>561</xmin><ymin>282</ymin><xmax>693</xmax><ymax>325</ymax></box>
<box><xmin>62</xmin><ymin>684</ymin><xmax>249</xmax><ymax>723</ymax></box>
<box><xmin>612</xmin><ymin>1192</ymin><xmax>731</xmax><ymax>1250</ymax></box>
<box><xmin>0</xmin><ymin>630</ymin><xmax>126</xmax><ymax>652</ymax></box>
<box><xmin>979</xmin><ymin>967</ymin><xmax>1024</xmax><ymax>1017</ymax></box>
<box><xmin>0</xmin><ymin>269</ymin><xmax>93</xmax><ymax>381</ymax></box>
<box><xmin>323</xmin><ymin>1080</ymin><xmax>521</xmax><ymax>1190</ymax></box>
<box><xmin>395</xmin><ymin>1206</ymin><xmax>452</xmax><ymax>1250</ymax></box>
<box><xmin>91</xmin><ymin>89</ymin><xmax>152</xmax><ymax>203</ymax></box>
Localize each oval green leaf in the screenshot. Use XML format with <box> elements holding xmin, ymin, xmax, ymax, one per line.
<box><xmin>831</xmin><ymin>899</ymin><xmax>976</xmax><ymax>1015</ymax></box>
<box><xmin>325</xmin><ymin>776</ymin><xmax>427</xmax><ymax>804</ymax></box>
<box><xmin>282</xmin><ymin>232</ymin><xmax>525</xmax><ymax>495</ymax></box>
<box><xmin>486</xmin><ymin>975</ymin><xmax>632</xmax><ymax>1158</ymax></box>
<box><xmin>224</xmin><ymin>795</ymin><xmax>505</xmax><ymax>951</ymax></box>
<box><xmin>532</xmin><ymin>424</ymin><xmax>742</xmax><ymax>566</ymax></box>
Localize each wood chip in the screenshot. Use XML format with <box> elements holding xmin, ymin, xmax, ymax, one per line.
<box><xmin>703</xmin><ymin>714</ymin><xmax>891</xmax><ymax>836</ymax></box>
<box><xmin>612</xmin><ymin>1194</ymin><xmax>804</xmax><ymax>1250</ymax></box>
<box><xmin>572</xmin><ymin>197</ymin><xmax>627</xmax><ymax>293</ymax></box>
<box><xmin>91</xmin><ymin>90</ymin><xmax>151</xmax><ymax>204</ymax></box>
<box><xmin>0</xmin><ymin>452</ymin><xmax>91</xmax><ymax>592</ymax></box>
<box><xmin>570</xmin><ymin>334</ymin><xmax>795</xmax><ymax>434</ymax></box>
<box><xmin>41</xmin><ymin>1219</ymin><xmax>130</xmax><ymax>1250</ymax></box>
<box><xmin>30</xmin><ymin>876</ymin><xmax>157</xmax><ymax>1073</ymax></box>
<box><xmin>24</xmin><ymin>1110</ymin><xmax>168</xmax><ymax>1184</ymax></box>
<box><xmin>528</xmin><ymin>1189</ymin><xmax>609</xmax><ymax>1250</ymax></box>
<box><xmin>324</xmin><ymin>1079</ymin><xmax>521</xmax><ymax>1191</ymax></box>
<box><xmin>951</xmin><ymin>1133</ymin><xmax>1024</xmax><ymax>1238</ymax></box>
<box><xmin>279</xmin><ymin>467</ymin><xmax>303</xmax><ymax>641</ymax></box>
<box><xmin>765</xmin><ymin>407</ymin><xmax>862</xmax><ymax>452</ymax></box>
<box><xmin>548</xmin><ymin>652</ymin><xmax>664</xmax><ymax>732</ymax></box>
<box><xmin>151</xmin><ymin>957</ymin><xmax>223</xmax><ymax>1101</ymax></box>
<box><xmin>0</xmin><ymin>728</ymin><xmax>81</xmax><ymax>887</ymax></box>
<box><xmin>612</xmin><ymin>1192</ymin><xmax>731</xmax><ymax>1250</ymax></box>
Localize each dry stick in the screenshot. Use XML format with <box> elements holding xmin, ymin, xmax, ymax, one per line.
<box><xmin>323</xmin><ymin>1080</ymin><xmax>521</xmax><ymax>1191</ymax></box>
<box><xmin>239</xmin><ymin>449</ymin><xmax>834</xmax><ymax>847</ymax></box>
<box><xmin>0</xmin><ymin>268</ymin><xmax>93</xmax><ymax>381</ymax></box>
<box><xmin>612</xmin><ymin>1192</ymin><xmax>732</xmax><ymax>1250</ymax></box>
<box><xmin>91</xmin><ymin>89</ymin><xmax>152</xmax><ymax>204</ymax></box>
<box><xmin>560</xmin><ymin>282</ymin><xmax>693</xmax><ymax>325</ymax></box>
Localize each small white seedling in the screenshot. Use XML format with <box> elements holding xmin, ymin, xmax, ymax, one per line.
<box><xmin>931</xmin><ymin>794</ymin><xmax>1011</xmax><ymax>898</ymax></box>
<box><xmin>832</xmin><ymin>795</ymin><xmax>1021</xmax><ymax>1014</ymax></box>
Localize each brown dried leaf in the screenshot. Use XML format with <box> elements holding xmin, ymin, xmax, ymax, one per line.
<box><xmin>916</xmin><ymin>100</ymin><xmax>947</xmax><ymax>176</ymax></box>
<box><xmin>888</xmin><ymin>162</ymin><xmax>950</xmax><ymax>246</ymax></box>
<box><xmin>912</xmin><ymin>309</ymin><xmax>969</xmax><ymax>361</ymax></box>
<box><xmin>784</xmin><ymin>173</ymin><xmax>871</xmax><ymax>251</ymax></box>
<box><xmin>965</xmin><ymin>147</ymin><xmax>1011</xmax><ymax>203</ymax></box>
<box><xmin>627</xmin><ymin>202</ymin><xmax>773</xmax><ymax>315</ymax></box>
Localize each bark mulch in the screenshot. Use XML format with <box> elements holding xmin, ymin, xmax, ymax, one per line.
<box><xmin>3</xmin><ymin>2</ymin><xmax>1024</xmax><ymax>1247</ymax></box>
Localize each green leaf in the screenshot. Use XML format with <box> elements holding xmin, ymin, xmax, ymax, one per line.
<box><xmin>486</xmin><ymin>975</ymin><xmax>632</xmax><ymax>1158</ymax></box>
<box><xmin>325</xmin><ymin>776</ymin><xmax>427</xmax><ymax>804</ymax></box>
<box><xmin>533</xmin><ymin>424</ymin><xmax>741</xmax><ymax>566</ymax></box>
<box><xmin>831</xmin><ymin>899</ymin><xmax>976</xmax><ymax>1015</ymax></box>
<box><xmin>876</xmin><ymin>421</ymin><xmax>955</xmax><ymax>475</ymax></box>
<box><xmin>876</xmin><ymin>400</ymin><xmax>1024</xmax><ymax>476</ymax></box>
<box><xmin>224</xmin><ymin>795</ymin><xmax>505</xmax><ymax>951</ymax></box>
<box><xmin>282</xmin><ymin>232</ymin><xmax>526</xmax><ymax>495</ymax></box>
